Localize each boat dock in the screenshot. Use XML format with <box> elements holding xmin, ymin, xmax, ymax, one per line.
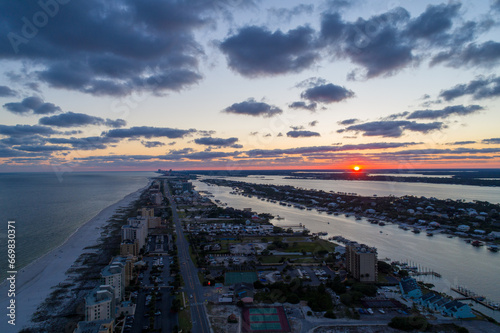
<box><xmin>451</xmin><ymin>286</ymin><xmax>500</xmax><ymax>311</ymax></box>
<box><xmin>411</xmin><ymin>271</ymin><xmax>442</xmax><ymax>278</ymax></box>
<box><xmin>396</xmin><ymin>259</ymin><xmax>442</xmax><ymax>278</ymax></box>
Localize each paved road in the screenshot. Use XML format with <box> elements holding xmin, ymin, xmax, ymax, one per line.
<box><xmin>165</xmin><ymin>182</ymin><xmax>211</xmax><ymax>333</ymax></box>
<box><xmin>132</xmin><ymin>255</ymin><xmax>177</xmax><ymax>332</ymax></box>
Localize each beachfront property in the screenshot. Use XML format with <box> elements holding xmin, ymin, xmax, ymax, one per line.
<box><xmin>121</xmin><ymin>217</ymin><xmax>148</xmax><ymax>249</ymax></box>
<box><xmin>442</xmin><ymin>300</ymin><xmax>476</xmax><ymax>319</ymax></box>
<box><xmin>140</xmin><ymin>207</ymin><xmax>155</xmax><ymax>217</ymax></box>
<box><xmin>399</xmin><ymin>277</ymin><xmax>423</xmax><ymax>299</ymax></box>
<box><xmin>110</xmin><ymin>255</ymin><xmax>135</xmax><ymax>287</ymax></box>
<box><xmin>345</xmin><ymin>244</ymin><xmax>378</xmax><ymax>283</ymax></box>
<box><xmin>101</xmin><ymin>261</ymin><xmax>125</xmax><ymax>302</ymax></box>
<box><xmin>74</xmin><ymin>318</ymin><xmax>114</xmax><ymax>333</ymax></box>
<box><xmin>73</xmin><ymin>318</ymin><xmax>114</xmax><ymax>333</ymax></box>
<box><xmin>120</xmin><ymin>239</ymin><xmax>139</xmax><ymax>256</ymax></box>
<box><xmin>85</xmin><ymin>285</ymin><xmax>116</xmax><ymax>322</ymax></box>
<box><xmin>418</xmin><ymin>292</ymin><xmax>475</xmax><ymax>318</ymax></box>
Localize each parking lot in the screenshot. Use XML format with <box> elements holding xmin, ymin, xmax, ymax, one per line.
<box><xmin>131</xmin><ymin>254</ymin><xmax>177</xmax><ymax>332</ymax></box>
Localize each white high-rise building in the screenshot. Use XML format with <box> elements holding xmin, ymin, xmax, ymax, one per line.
<box><xmin>85</xmin><ymin>285</ymin><xmax>115</xmax><ymax>322</ymax></box>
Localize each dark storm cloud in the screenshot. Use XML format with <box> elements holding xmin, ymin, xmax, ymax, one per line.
<box><xmin>482</xmin><ymin>138</ymin><xmax>500</xmax><ymax>144</ymax></box>
<box><xmin>194</xmin><ymin>137</ymin><xmax>239</xmax><ymax>147</ymax></box>
<box><xmin>39</xmin><ymin>112</ymin><xmax>126</xmax><ymax>128</ymax></box>
<box><xmin>432</xmin><ymin>41</ymin><xmax>500</xmax><ymax>68</ymax></box>
<box><xmin>318</xmin><ymin>3</ymin><xmax>498</xmax><ymax>78</ymax></box>
<box><xmin>141</xmin><ymin>141</ymin><xmax>165</xmax><ymax>148</ymax></box>
<box><xmin>73</xmin><ymin>149</ymin><xmax>241</xmax><ymax>162</ymax></box>
<box><xmin>103</xmin><ymin>126</ymin><xmax>196</xmax><ymax>139</ymax></box>
<box><xmin>0</xmin><ymin>86</ymin><xmax>17</xmax><ymax>97</ymax></box>
<box><xmin>0</xmin><ymin>124</ymin><xmax>57</xmax><ymax>136</ymax></box>
<box><xmin>321</xmin><ymin>8</ymin><xmax>415</xmax><ymax>78</ymax></box>
<box><xmin>14</xmin><ymin>145</ymin><xmax>69</xmax><ymax>152</ymax></box>
<box><xmin>219</xmin><ymin>25</ymin><xmax>319</xmax><ymax>77</ymax></box>
<box><xmin>168</xmin><ymin>148</ymin><xmax>194</xmax><ymax>155</ymax></box>
<box><xmin>386</xmin><ymin>147</ymin><xmax>500</xmax><ymax>155</ymax></box>
<box><xmin>0</xmin><ymin>0</ymin><xmax>247</xmax><ymax>96</ymax></box>
<box><xmin>286</xmin><ymin>130</ymin><xmax>320</xmax><ymax>138</ymax></box>
<box><xmin>301</xmin><ymin>83</ymin><xmax>354</xmax><ymax>103</ymax></box>
<box><xmin>446</xmin><ymin>141</ymin><xmax>476</xmax><ymax>146</ymax></box>
<box><xmin>0</xmin><ymin>135</ymin><xmax>46</xmax><ymax>146</ymax></box>
<box><xmin>0</xmin><ymin>145</ymin><xmax>37</xmax><ymax>158</ymax></box>
<box><xmin>405</xmin><ymin>3</ymin><xmax>460</xmax><ymax>42</ymax></box>
<box><xmin>181</xmin><ymin>151</ymin><xmax>237</xmax><ymax>160</ymax></box>
<box><xmin>223</xmin><ymin>99</ymin><xmax>282</xmax><ymax>117</ymax></box>
<box><xmin>245</xmin><ymin>142</ymin><xmax>418</xmax><ymax>158</ymax></box>
<box><xmin>288</xmin><ymin>101</ymin><xmax>317</xmax><ymax>111</ymax></box>
<box><xmin>338</xmin><ymin>118</ymin><xmax>359</xmax><ymax>125</ymax></box>
<box><xmin>493</xmin><ymin>0</ymin><xmax>500</xmax><ymax>11</ymax></box>
<box><xmin>406</xmin><ymin>105</ymin><xmax>483</xmax><ymax>120</ymax></box>
<box><xmin>47</xmin><ymin>137</ymin><xmax>120</xmax><ymax>150</ymax></box>
<box><xmin>3</xmin><ymin>96</ymin><xmax>61</xmax><ymax>115</ymax></box>
<box><xmin>439</xmin><ymin>76</ymin><xmax>500</xmax><ymax>101</ymax></box>
<box><xmin>341</xmin><ymin>120</ymin><xmax>444</xmax><ymax>138</ymax></box>
<box><xmin>197</xmin><ymin>130</ymin><xmax>216</xmax><ymax>137</ymax></box>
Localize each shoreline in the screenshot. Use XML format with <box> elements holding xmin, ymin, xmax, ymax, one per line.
<box><xmin>0</xmin><ymin>184</ymin><xmax>148</xmax><ymax>332</ymax></box>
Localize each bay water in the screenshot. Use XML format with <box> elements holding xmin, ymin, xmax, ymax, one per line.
<box><xmin>192</xmin><ymin>176</ymin><xmax>500</xmax><ymax>320</ymax></box>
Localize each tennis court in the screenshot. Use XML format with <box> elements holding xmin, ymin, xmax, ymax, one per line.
<box><xmin>242</xmin><ymin>306</ymin><xmax>291</xmax><ymax>333</ymax></box>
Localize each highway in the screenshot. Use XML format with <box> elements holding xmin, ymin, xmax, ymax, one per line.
<box><xmin>165</xmin><ymin>182</ymin><xmax>211</xmax><ymax>333</ymax></box>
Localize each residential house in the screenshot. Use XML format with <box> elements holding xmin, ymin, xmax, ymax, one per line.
<box><xmin>399</xmin><ymin>277</ymin><xmax>422</xmax><ymax>299</ymax></box>
<box><xmin>441</xmin><ymin>300</ymin><xmax>475</xmax><ymax>319</ymax></box>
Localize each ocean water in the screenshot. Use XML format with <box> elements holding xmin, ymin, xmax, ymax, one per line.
<box><xmin>0</xmin><ymin>171</ymin><xmax>155</xmax><ymax>281</ymax></box>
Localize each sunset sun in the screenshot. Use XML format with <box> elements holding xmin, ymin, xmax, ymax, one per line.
<box><xmin>353</xmin><ymin>166</ymin><xmax>361</xmax><ymax>171</ymax></box>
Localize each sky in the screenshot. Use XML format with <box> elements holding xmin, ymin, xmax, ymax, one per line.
<box><xmin>1</xmin><ymin>0</ymin><xmax>500</xmax><ymax>172</ymax></box>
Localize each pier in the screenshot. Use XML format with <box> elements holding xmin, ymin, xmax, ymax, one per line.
<box><xmin>396</xmin><ymin>259</ymin><xmax>442</xmax><ymax>278</ymax></box>
<box><xmin>451</xmin><ymin>286</ymin><xmax>500</xmax><ymax>311</ymax></box>
<box><xmin>411</xmin><ymin>271</ymin><xmax>442</xmax><ymax>278</ymax></box>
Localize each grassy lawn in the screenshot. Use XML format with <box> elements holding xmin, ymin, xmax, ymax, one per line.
<box><xmin>177</xmin><ymin>292</ymin><xmax>192</xmax><ymax>332</ymax></box>
<box><xmin>292</xmin><ymin>257</ymin><xmax>320</xmax><ymax>263</ymax></box>
<box><xmin>188</xmin><ymin>244</ymin><xmax>198</xmax><ymax>266</ymax></box>
<box><xmin>377</xmin><ymin>272</ymin><xmax>389</xmax><ymax>283</ymax></box>
<box><xmin>259</xmin><ymin>255</ymin><xmax>304</xmax><ymax>264</ymax></box>
<box><xmin>282</xmin><ymin>239</ymin><xmax>338</xmax><ymax>253</ymax></box>
<box><xmin>198</xmin><ymin>271</ymin><xmax>207</xmax><ymax>285</ymax></box>
<box><xmin>281</xmin><ymin>236</ymin><xmax>309</xmax><ymax>242</ymax></box>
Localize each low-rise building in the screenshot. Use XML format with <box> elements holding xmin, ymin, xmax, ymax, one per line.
<box><xmin>441</xmin><ymin>300</ymin><xmax>475</xmax><ymax>319</ymax></box>
<box><xmin>74</xmin><ymin>319</ymin><xmax>114</xmax><ymax>333</ymax></box>
<box><xmin>399</xmin><ymin>277</ymin><xmax>422</xmax><ymax>299</ymax></box>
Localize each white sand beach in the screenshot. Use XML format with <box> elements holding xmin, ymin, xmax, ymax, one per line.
<box><xmin>0</xmin><ymin>185</ymin><xmax>147</xmax><ymax>333</ymax></box>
